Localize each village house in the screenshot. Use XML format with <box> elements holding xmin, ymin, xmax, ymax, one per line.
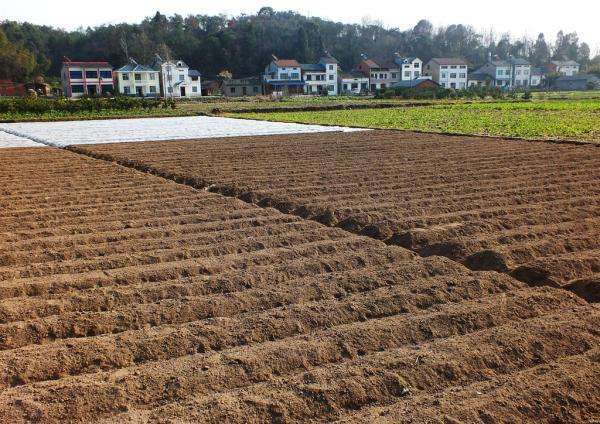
<box><xmin>301</xmin><ymin>56</ymin><xmax>339</xmax><ymax>96</ymax></box>
<box><xmin>394</xmin><ymin>56</ymin><xmax>423</xmax><ymax>80</ymax></box>
<box><xmin>356</xmin><ymin>59</ymin><xmax>399</xmax><ymax>91</ymax></box>
<box><xmin>222</xmin><ymin>76</ymin><xmax>263</xmax><ymax>97</ymax></box>
<box><xmin>114</xmin><ymin>59</ymin><xmax>160</xmax><ymax>97</ymax></box>
<box><xmin>423</xmin><ymin>58</ymin><xmax>468</xmax><ymax>89</ymax></box>
<box><xmin>546</xmin><ymin>60</ymin><xmax>580</xmax><ymax>76</ymax></box>
<box><xmin>153</xmin><ymin>55</ymin><xmax>202</xmax><ymax>98</ymax></box>
<box><xmin>507</xmin><ymin>57</ymin><xmax>531</xmax><ymax>87</ymax></box>
<box><xmin>530</xmin><ymin>67</ymin><xmax>544</xmax><ymax>87</ymax></box>
<box><xmin>552</xmin><ymin>74</ymin><xmax>599</xmax><ymax>91</ymax></box>
<box><xmin>340</xmin><ymin>72</ymin><xmax>369</xmax><ymax>94</ymax></box>
<box><xmin>391</xmin><ymin>77</ymin><xmax>440</xmax><ymax>90</ymax></box>
<box><xmin>472</xmin><ymin>59</ymin><xmax>512</xmax><ymax>89</ymax></box>
<box><xmin>263</xmin><ymin>56</ymin><xmax>304</xmax><ymax>95</ymax></box>
<box><xmin>61</xmin><ymin>60</ymin><xmax>114</xmax><ymax>98</ymax></box>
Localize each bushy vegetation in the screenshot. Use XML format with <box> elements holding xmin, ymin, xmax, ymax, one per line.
<box><xmin>0</xmin><ymin>96</ymin><xmax>176</xmax><ymax>115</ymax></box>
<box><xmin>376</xmin><ymin>85</ymin><xmax>505</xmax><ymax>100</ymax></box>
<box><xmin>233</xmin><ymin>100</ymin><xmax>600</xmax><ymax>142</ymax></box>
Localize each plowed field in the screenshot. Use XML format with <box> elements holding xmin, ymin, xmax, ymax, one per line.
<box><xmin>74</xmin><ymin>131</ymin><xmax>600</xmax><ymax>299</ymax></box>
<box><xmin>1</xmin><ymin>147</ymin><xmax>598</xmax><ymax>423</ymax></box>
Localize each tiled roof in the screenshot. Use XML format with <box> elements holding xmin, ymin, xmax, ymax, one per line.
<box><xmin>429</xmin><ymin>58</ymin><xmax>468</xmax><ymax>66</ymax></box>
<box><xmin>300</xmin><ymin>63</ymin><xmax>325</xmax><ymax>72</ymax></box>
<box><xmin>341</xmin><ymin>72</ymin><xmax>369</xmax><ymax>79</ymax></box>
<box><xmin>188</xmin><ymin>70</ymin><xmax>201</xmax><ymax>77</ymax></box>
<box><xmin>507</xmin><ymin>57</ymin><xmax>530</xmax><ymax>65</ymax></box>
<box><xmin>361</xmin><ymin>59</ymin><xmax>380</xmax><ymax>68</ymax></box>
<box><xmin>319</xmin><ymin>56</ymin><xmax>339</xmax><ymax>64</ymax></box>
<box><xmin>63</xmin><ymin>61</ymin><xmax>111</xmax><ymax>67</ymax></box>
<box><xmin>116</xmin><ymin>63</ymin><xmax>156</xmax><ymax>72</ymax></box>
<box><xmin>275</xmin><ymin>59</ymin><xmax>301</xmax><ymax>67</ymax></box>
<box><xmin>391</xmin><ymin>77</ymin><xmax>439</xmax><ymax>88</ymax></box>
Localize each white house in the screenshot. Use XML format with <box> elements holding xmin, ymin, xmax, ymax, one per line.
<box><xmin>507</xmin><ymin>57</ymin><xmax>531</xmax><ymax>87</ymax></box>
<box><xmin>340</xmin><ymin>73</ymin><xmax>369</xmax><ymax>94</ymax></box>
<box><xmin>153</xmin><ymin>55</ymin><xmax>202</xmax><ymax>98</ymax></box>
<box><xmin>530</xmin><ymin>68</ymin><xmax>544</xmax><ymax>87</ymax></box>
<box><xmin>394</xmin><ymin>56</ymin><xmax>423</xmax><ymax>81</ymax></box>
<box><xmin>61</xmin><ymin>60</ymin><xmax>114</xmax><ymax>98</ymax></box>
<box><xmin>548</xmin><ymin>60</ymin><xmax>580</xmax><ymax>76</ymax></box>
<box><xmin>424</xmin><ymin>58</ymin><xmax>468</xmax><ymax>89</ymax></box>
<box><xmin>301</xmin><ymin>56</ymin><xmax>339</xmax><ymax>96</ymax></box>
<box><xmin>473</xmin><ymin>60</ymin><xmax>511</xmax><ymax>88</ymax></box>
<box><xmin>114</xmin><ymin>59</ymin><xmax>160</xmax><ymax>97</ymax></box>
<box><xmin>263</xmin><ymin>56</ymin><xmax>304</xmax><ymax>95</ymax></box>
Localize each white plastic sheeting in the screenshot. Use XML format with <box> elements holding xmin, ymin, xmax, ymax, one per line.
<box><xmin>0</xmin><ymin>130</ymin><xmax>45</xmax><ymax>148</ymax></box>
<box><xmin>0</xmin><ymin>116</ymin><xmax>364</xmax><ymax>147</ymax></box>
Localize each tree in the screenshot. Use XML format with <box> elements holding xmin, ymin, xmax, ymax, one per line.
<box><xmin>0</xmin><ymin>28</ymin><xmax>37</xmax><ymax>81</ymax></box>
<box><xmin>530</xmin><ymin>33</ymin><xmax>551</xmax><ymax>66</ymax></box>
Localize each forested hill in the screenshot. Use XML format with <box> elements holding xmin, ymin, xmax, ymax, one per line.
<box><xmin>0</xmin><ymin>7</ymin><xmax>596</xmax><ymax>81</ymax></box>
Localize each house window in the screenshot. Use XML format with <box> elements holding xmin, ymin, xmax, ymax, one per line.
<box><xmin>391</xmin><ymin>73</ymin><xmax>397</xmax><ymax>79</ymax></box>
<box><xmin>441</xmin><ymin>66</ymin><xmax>448</xmax><ymax>70</ymax></box>
<box><xmin>327</xmin><ymin>85</ymin><xmax>335</xmax><ymax>91</ymax></box>
<box><xmin>441</xmin><ymin>73</ymin><xmax>447</xmax><ymax>79</ymax></box>
<box><xmin>85</xmin><ymin>70</ymin><xmax>98</xmax><ymax>78</ymax></box>
<box><xmin>179</xmin><ymin>74</ymin><xmax>185</xmax><ymax>82</ymax></box>
<box><xmin>450</xmin><ymin>73</ymin><xmax>457</xmax><ymax>78</ymax></box>
<box><xmin>414</xmin><ymin>62</ymin><xmax>420</xmax><ymax>68</ymax></box>
<box><xmin>69</xmin><ymin>70</ymin><xmax>83</xmax><ymax>79</ymax></box>
<box><xmin>149</xmin><ymin>73</ymin><xmax>156</xmax><ymax>80</ymax></box>
<box><xmin>253</xmin><ymin>86</ymin><xmax>259</xmax><ymax>93</ymax></box>
<box><xmin>280</xmin><ymin>73</ymin><xmax>289</xmax><ymax>80</ymax></box>
<box><xmin>450</xmin><ymin>65</ymin><xmax>457</xmax><ymax>69</ymax></box>
<box><xmin>123</xmin><ymin>86</ymin><xmax>130</xmax><ymax>95</ymax></box>
<box><xmin>122</xmin><ymin>73</ymin><xmax>129</xmax><ymax>81</ymax></box>
<box><xmin>71</xmin><ymin>84</ymin><xmax>84</xmax><ymax>93</ymax></box>
<box><xmin>230</xmin><ymin>87</ymin><xmax>236</xmax><ymax>94</ymax></box>
<box><xmin>459</xmin><ymin>73</ymin><xmax>466</xmax><ymax>78</ymax></box>
<box><xmin>167</xmin><ymin>74</ymin><xmax>172</xmax><ymax>82</ymax></box>
<box><xmin>414</xmin><ymin>71</ymin><xmax>420</xmax><ymax>77</ymax></box>
<box><xmin>328</xmin><ymin>65</ymin><xmax>334</xmax><ymax>70</ymax></box>
<box><xmin>135</xmin><ymin>73</ymin><xmax>142</xmax><ymax>81</ymax></box>
<box><xmin>101</xmin><ymin>84</ymin><xmax>112</xmax><ymax>94</ymax></box>
<box><xmin>99</xmin><ymin>70</ymin><xmax>112</xmax><ymax>79</ymax></box>
<box><xmin>351</xmin><ymin>83</ymin><xmax>358</xmax><ymax>90</ymax></box>
<box><xmin>291</xmin><ymin>73</ymin><xmax>300</xmax><ymax>79</ymax></box>
<box><xmin>149</xmin><ymin>86</ymin><xmax>156</xmax><ymax>93</ymax></box>
<box><xmin>306</xmin><ymin>74</ymin><xmax>312</xmax><ymax>81</ymax></box>
<box><xmin>404</xmin><ymin>71</ymin><xmax>410</xmax><ymax>78</ymax></box>
<box><xmin>329</xmin><ymin>74</ymin><xmax>334</xmax><ymax>80</ymax></box>
<box><xmin>192</xmin><ymin>86</ymin><xmax>198</xmax><ymax>92</ymax></box>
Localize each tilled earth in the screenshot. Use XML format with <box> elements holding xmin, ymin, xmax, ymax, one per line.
<box><xmin>0</xmin><ymin>146</ymin><xmax>598</xmax><ymax>423</ymax></box>
<box><xmin>73</xmin><ymin>130</ymin><xmax>600</xmax><ymax>301</ymax></box>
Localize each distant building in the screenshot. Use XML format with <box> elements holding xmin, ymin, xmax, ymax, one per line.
<box><xmin>467</xmin><ymin>71</ymin><xmax>492</xmax><ymax>87</ymax></box>
<box><xmin>263</xmin><ymin>56</ymin><xmax>304</xmax><ymax>95</ymax></box>
<box><xmin>552</xmin><ymin>74</ymin><xmax>600</xmax><ymax>91</ymax></box>
<box><xmin>424</xmin><ymin>58</ymin><xmax>468</xmax><ymax>89</ymax></box>
<box><xmin>356</xmin><ymin>59</ymin><xmax>399</xmax><ymax>91</ymax></box>
<box><xmin>61</xmin><ymin>60</ymin><xmax>114</xmax><ymax>98</ymax></box>
<box><xmin>340</xmin><ymin>73</ymin><xmax>369</xmax><ymax>94</ymax></box>
<box><xmin>114</xmin><ymin>59</ymin><xmax>160</xmax><ymax>97</ymax></box>
<box><xmin>472</xmin><ymin>57</ymin><xmax>532</xmax><ymax>89</ymax></box>
<box><xmin>390</xmin><ymin>77</ymin><xmax>440</xmax><ymax>90</ymax></box>
<box><xmin>507</xmin><ymin>57</ymin><xmax>532</xmax><ymax>88</ymax></box>
<box><xmin>201</xmin><ymin>80</ymin><xmax>222</xmax><ymax>96</ymax></box>
<box><xmin>223</xmin><ymin>76</ymin><xmax>263</xmax><ymax>97</ymax></box>
<box><xmin>546</xmin><ymin>60</ymin><xmax>580</xmax><ymax>76</ymax></box>
<box><xmin>153</xmin><ymin>55</ymin><xmax>202</xmax><ymax>98</ymax></box>
<box><xmin>394</xmin><ymin>56</ymin><xmax>423</xmax><ymax>81</ymax></box>
<box><xmin>530</xmin><ymin>68</ymin><xmax>544</xmax><ymax>87</ymax></box>
<box><xmin>301</xmin><ymin>56</ymin><xmax>339</xmax><ymax>96</ymax></box>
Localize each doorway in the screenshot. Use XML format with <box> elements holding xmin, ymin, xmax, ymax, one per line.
<box><xmin>180</xmin><ymin>86</ymin><xmax>186</xmax><ymax>97</ymax></box>
<box><xmin>136</xmin><ymin>87</ymin><xmax>143</xmax><ymax>97</ymax></box>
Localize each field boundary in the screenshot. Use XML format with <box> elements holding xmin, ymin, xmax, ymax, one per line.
<box><xmin>224</xmin><ymin>115</ymin><xmax>600</xmax><ymax>147</ymax></box>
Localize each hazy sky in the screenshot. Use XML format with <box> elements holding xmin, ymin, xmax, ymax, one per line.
<box><xmin>2</xmin><ymin>0</ymin><xmax>599</xmax><ymax>52</ymax></box>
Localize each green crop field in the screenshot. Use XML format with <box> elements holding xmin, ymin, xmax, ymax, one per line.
<box><xmin>232</xmin><ymin>100</ymin><xmax>600</xmax><ymax>142</ymax></box>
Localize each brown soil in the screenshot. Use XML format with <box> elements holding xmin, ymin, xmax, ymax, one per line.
<box><xmin>0</xmin><ymin>147</ymin><xmax>598</xmax><ymax>423</ymax></box>
<box><xmin>72</xmin><ymin>130</ymin><xmax>600</xmax><ymax>300</ymax></box>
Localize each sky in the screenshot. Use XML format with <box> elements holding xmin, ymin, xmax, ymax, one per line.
<box><xmin>2</xmin><ymin>0</ymin><xmax>599</xmax><ymax>53</ymax></box>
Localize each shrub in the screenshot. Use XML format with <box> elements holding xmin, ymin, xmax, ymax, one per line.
<box><xmin>0</xmin><ymin>96</ymin><xmax>170</xmax><ymax>115</ymax></box>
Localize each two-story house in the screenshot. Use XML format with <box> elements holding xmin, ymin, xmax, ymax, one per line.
<box><xmin>394</xmin><ymin>56</ymin><xmax>423</xmax><ymax>81</ymax></box>
<box><xmin>356</xmin><ymin>59</ymin><xmax>399</xmax><ymax>91</ymax></box>
<box><xmin>340</xmin><ymin>72</ymin><xmax>369</xmax><ymax>95</ymax></box>
<box><xmin>423</xmin><ymin>58</ymin><xmax>468</xmax><ymax>89</ymax></box>
<box><xmin>114</xmin><ymin>59</ymin><xmax>160</xmax><ymax>97</ymax></box>
<box><xmin>222</xmin><ymin>76</ymin><xmax>264</xmax><ymax>97</ymax></box>
<box><xmin>301</xmin><ymin>56</ymin><xmax>339</xmax><ymax>96</ymax></box>
<box><xmin>507</xmin><ymin>57</ymin><xmax>531</xmax><ymax>88</ymax></box>
<box><xmin>472</xmin><ymin>60</ymin><xmax>512</xmax><ymax>89</ymax></box>
<box><xmin>61</xmin><ymin>60</ymin><xmax>114</xmax><ymax>98</ymax></box>
<box><xmin>153</xmin><ymin>55</ymin><xmax>202</xmax><ymax>98</ymax></box>
<box><xmin>546</xmin><ymin>60</ymin><xmax>580</xmax><ymax>76</ymax></box>
<box><xmin>263</xmin><ymin>56</ymin><xmax>304</xmax><ymax>95</ymax></box>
